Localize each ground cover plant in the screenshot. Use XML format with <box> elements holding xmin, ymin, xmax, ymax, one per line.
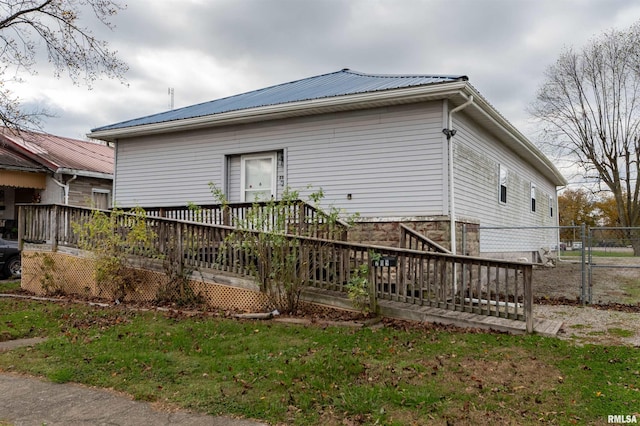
<box><xmin>0</xmin><ymin>298</ymin><xmax>638</xmax><ymax>425</ymax></box>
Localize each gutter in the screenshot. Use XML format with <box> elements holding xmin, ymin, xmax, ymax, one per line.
<box><xmin>56</xmin><ymin>168</ymin><xmax>113</xmax><ymax>181</ymax></box>
<box><xmin>51</xmin><ymin>175</ymin><xmax>77</xmax><ymax>205</ymax></box>
<box><xmin>443</xmin><ymin>94</ymin><xmax>474</xmax><ymax>255</ymax></box>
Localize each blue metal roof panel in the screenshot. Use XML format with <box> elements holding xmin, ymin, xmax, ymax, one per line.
<box><xmin>92</xmin><ymin>69</ymin><xmax>467</xmax><ymax>132</ymax></box>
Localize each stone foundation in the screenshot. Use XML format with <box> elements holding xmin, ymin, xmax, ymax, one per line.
<box><xmin>347</xmin><ymin>218</ymin><xmax>479</xmax><ymax>256</ymax></box>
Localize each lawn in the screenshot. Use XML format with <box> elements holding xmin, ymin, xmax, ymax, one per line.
<box><xmin>0</xmin><ymin>297</ymin><xmax>638</xmax><ymax>425</ymax></box>
<box><xmin>561</xmin><ymin>249</ymin><xmax>635</xmax><ymax>258</ymax></box>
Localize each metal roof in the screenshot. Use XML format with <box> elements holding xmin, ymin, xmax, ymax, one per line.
<box><xmin>0</xmin><ymin>128</ymin><xmax>114</xmax><ymax>176</ymax></box>
<box><xmin>92</xmin><ymin>69</ymin><xmax>468</xmax><ymax>132</ymax></box>
<box><xmin>0</xmin><ymin>145</ymin><xmax>46</xmax><ymax>172</ymax></box>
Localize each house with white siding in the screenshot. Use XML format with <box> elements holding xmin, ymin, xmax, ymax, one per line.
<box><xmin>89</xmin><ymin>69</ymin><xmax>566</xmax><ymax>259</ymax></box>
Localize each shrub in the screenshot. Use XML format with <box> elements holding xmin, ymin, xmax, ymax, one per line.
<box><xmin>73</xmin><ymin>207</ymin><xmax>158</xmax><ymax>301</ymax></box>
<box><xmin>211</xmin><ymin>185</ymin><xmax>350</xmax><ymax>314</ymax></box>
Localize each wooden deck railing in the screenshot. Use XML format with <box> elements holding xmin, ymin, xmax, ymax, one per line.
<box><xmin>399</xmin><ymin>224</ymin><xmax>451</xmax><ymax>253</ymax></box>
<box><xmin>18</xmin><ymin>204</ymin><xmax>533</xmax><ymax>331</ymax></box>
<box><xmin>139</xmin><ymin>200</ymin><xmax>349</xmax><ymax>241</ymax></box>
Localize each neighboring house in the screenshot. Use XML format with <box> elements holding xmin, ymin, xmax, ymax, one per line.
<box><xmin>0</xmin><ymin>129</ymin><xmax>113</xmax><ymax>238</ymax></box>
<box><xmin>89</xmin><ymin>69</ymin><xmax>567</xmax><ymax>259</ymax></box>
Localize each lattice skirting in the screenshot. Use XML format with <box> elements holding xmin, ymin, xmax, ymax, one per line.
<box><xmin>21</xmin><ymin>250</ymin><xmax>271</xmax><ymax>312</ymax></box>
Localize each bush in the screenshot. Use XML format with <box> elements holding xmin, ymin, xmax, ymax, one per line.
<box><xmin>73</xmin><ymin>207</ymin><xmax>158</xmax><ymax>301</ymax></box>
<box><xmin>211</xmin><ymin>185</ymin><xmax>350</xmax><ymax>314</ymax></box>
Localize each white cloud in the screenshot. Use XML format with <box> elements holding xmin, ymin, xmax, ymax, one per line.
<box><xmin>5</xmin><ymin>0</ymin><xmax>640</xmax><ymax>149</ymax></box>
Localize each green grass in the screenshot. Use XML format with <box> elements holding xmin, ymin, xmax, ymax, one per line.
<box><xmin>569</xmin><ymin>323</ymin><xmax>591</xmax><ymax>329</ymax></box>
<box><xmin>0</xmin><ymin>279</ymin><xmax>21</xmax><ymax>293</ymax></box>
<box><xmin>0</xmin><ymin>298</ymin><xmax>639</xmax><ymax>425</ymax></box>
<box><xmin>619</xmin><ymin>276</ymin><xmax>640</xmax><ymax>304</ymax></box>
<box><xmin>561</xmin><ymin>249</ymin><xmax>635</xmax><ymax>257</ymax></box>
<box><xmin>608</xmin><ymin>328</ymin><xmax>635</xmax><ymax>338</ymax></box>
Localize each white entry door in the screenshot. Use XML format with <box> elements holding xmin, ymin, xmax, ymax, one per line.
<box><xmin>241</xmin><ymin>153</ymin><xmax>276</xmax><ymax>202</ymax></box>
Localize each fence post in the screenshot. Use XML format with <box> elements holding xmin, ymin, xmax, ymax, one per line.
<box><xmin>18</xmin><ymin>206</ymin><xmax>25</xmax><ymax>251</ymax></box>
<box><xmin>581</xmin><ymin>223</ymin><xmax>587</xmax><ymax>304</ymax></box>
<box><xmin>524</xmin><ymin>264</ymin><xmax>533</xmax><ymax>333</ymax></box>
<box><xmin>51</xmin><ymin>205</ymin><xmax>59</xmax><ymax>252</ymax></box>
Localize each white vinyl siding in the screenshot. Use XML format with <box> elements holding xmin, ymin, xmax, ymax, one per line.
<box><xmin>114</xmin><ymin>103</ymin><xmax>446</xmax><ymax>217</ymax></box>
<box><xmin>451</xmin><ymin>114</ymin><xmax>558</xmax><ymax>253</ymax></box>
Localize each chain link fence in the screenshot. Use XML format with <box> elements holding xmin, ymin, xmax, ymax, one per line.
<box><xmin>465</xmin><ymin>225</ymin><xmax>585</xmax><ymax>303</ymax></box>
<box><xmin>465</xmin><ymin>224</ymin><xmax>640</xmax><ymax>306</ymax></box>
<box><xmin>587</xmin><ymin>227</ymin><xmax>640</xmax><ymax>305</ymax></box>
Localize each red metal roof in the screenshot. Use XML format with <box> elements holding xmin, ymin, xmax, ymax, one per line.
<box><xmin>0</xmin><ymin>144</ymin><xmax>46</xmax><ymax>172</ymax></box>
<box><xmin>0</xmin><ymin>128</ymin><xmax>113</xmax><ymax>175</ymax></box>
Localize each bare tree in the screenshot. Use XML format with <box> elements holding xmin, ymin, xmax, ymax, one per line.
<box><xmin>531</xmin><ymin>22</ymin><xmax>640</xmax><ymax>253</ymax></box>
<box><xmin>0</xmin><ymin>0</ymin><xmax>127</xmax><ymax>130</ymax></box>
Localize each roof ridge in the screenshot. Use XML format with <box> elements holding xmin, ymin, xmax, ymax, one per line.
<box><xmin>341</xmin><ymin>68</ymin><xmax>468</xmax><ymax>81</ymax></box>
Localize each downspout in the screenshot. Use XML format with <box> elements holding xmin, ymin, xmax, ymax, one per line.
<box><xmin>443</xmin><ymin>95</ymin><xmax>473</xmax><ymax>255</ymax></box>
<box><xmin>52</xmin><ymin>174</ymin><xmax>77</xmax><ymax>205</ymax></box>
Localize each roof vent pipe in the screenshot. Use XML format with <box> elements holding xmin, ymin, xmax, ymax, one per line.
<box><xmin>443</xmin><ymin>94</ymin><xmax>473</xmax><ymax>255</ymax></box>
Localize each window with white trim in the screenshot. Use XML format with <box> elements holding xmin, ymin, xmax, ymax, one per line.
<box><xmin>240</xmin><ymin>153</ymin><xmax>277</xmax><ymax>202</ymax></box>
<box><xmin>530</xmin><ymin>183</ymin><xmax>536</xmax><ymax>212</ymax></box>
<box><xmin>499</xmin><ymin>164</ymin><xmax>507</xmax><ymax>203</ymax></box>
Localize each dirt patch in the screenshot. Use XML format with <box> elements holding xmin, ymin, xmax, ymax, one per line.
<box><xmin>533</xmin><ymin>259</ymin><xmax>640</xmax><ymax>305</ymax></box>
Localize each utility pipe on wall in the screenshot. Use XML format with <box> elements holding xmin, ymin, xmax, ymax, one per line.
<box><xmin>443</xmin><ymin>95</ymin><xmax>473</xmax><ymax>255</ymax></box>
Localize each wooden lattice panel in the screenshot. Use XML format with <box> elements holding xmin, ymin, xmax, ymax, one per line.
<box><xmin>22</xmin><ymin>249</ymin><xmax>271</xmax><ymax>312</ymax></box>
<box><xmin>22</xmin><ymin>251</ymin><xmax>97</xmax><ymax>297</ymax></box>
<box><xmin>191</xmin><ymin>280</ymin><xmax>270</xmax><ymax>312</ymax></box>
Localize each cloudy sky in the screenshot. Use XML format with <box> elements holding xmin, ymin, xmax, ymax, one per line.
<box><xmin>9</xmin><ymin>0</ymin><xmax>640</xmax><ymax>151</ymax></box>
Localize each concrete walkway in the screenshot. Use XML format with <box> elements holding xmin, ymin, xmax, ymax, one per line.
<box><xmin>0</xmin><ymin>339</ymin><xmax>268</xmax><ymax>426</ymax></box>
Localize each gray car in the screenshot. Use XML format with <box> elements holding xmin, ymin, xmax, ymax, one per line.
<box><xmin>0</xmin><ymin>238</ymin><xmax>21</xmax><ymax>278</ymax></box>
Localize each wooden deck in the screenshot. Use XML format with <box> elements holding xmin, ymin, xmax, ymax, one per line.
<box><xmin>303</xmin><ymin>288</ymin><xmax>562</xmax><ymax>337</ymax></box>
<box><xmin>19</xmin><ymin>203</ymin><xmax>537</xmax><ymax>333</ymax></box>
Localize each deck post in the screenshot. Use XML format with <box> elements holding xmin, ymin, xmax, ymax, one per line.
<box><xmin>298</xmin><ymin>203</ymin><xmax>307</xmax><ymax>236</ymax></box>
<box><xmin>368</xmin><ymin>253</ymin><xmax>378</xmax><ymax>314</ymax></box>
<box><xmin>176</xmin><ymin>223</ymin><xmax>184</xmax><ymax>276</ymax></box>
<box><xmin>222</xmin><ymin>205</ymin><xmax>230</xmax><ymax>226</ymax></box>
<box><xmin>51</xmin><ymin>205</ymin><xmax>59</xmax><ymax>252</ymax></box>
<box><xmin>523</xmin><ymin>265</ymin><xmax>533</xmax><ymax>333</ymax></box>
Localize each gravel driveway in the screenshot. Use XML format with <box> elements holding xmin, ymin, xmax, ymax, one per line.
<box><xmin>535</xmin><ymin>303</ymin><xmax>640</xmax><ymax>346</ymax></box>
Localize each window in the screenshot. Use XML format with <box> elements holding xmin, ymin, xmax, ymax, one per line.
<box><xmin>549</xmin><ymin>195</ymin><xmax>554</xmax><ymax>217</ymax></box>
<box><xmin>499</xmin><ymin>164</ymin><xmax>507</xmax><ymax>203</ymax></box>
<box><xmin>530</xmin><ymin>183</ymin><xmax>536</xmax><ymax>212</ymax></box>
<box><xmin>91</xmin><ymin>189</ymin><xmax>111</xmax><ymax>210</ymax></box>
<box><xmin>240</xmin><ymin>153</ymin><xmax>276</xmax><ymax>202</ymax></box>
